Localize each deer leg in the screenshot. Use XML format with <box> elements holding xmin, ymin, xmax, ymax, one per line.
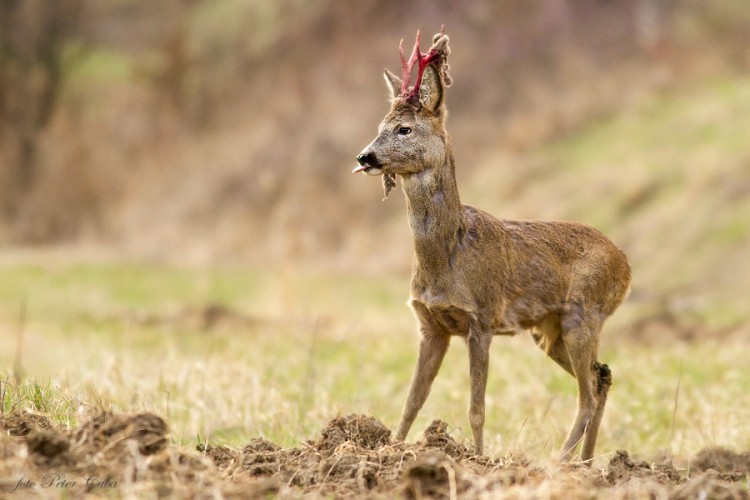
<box><xmin>559</xmin><ymin>315</ymin><xmax>601</xmax><ymax>462</ymax></box>
<box><xmin>467</xmin><ymin>331</ymin><xmax>491</xmax><ymax>456</ymax></box>
<box><xmin>546</xmin><ymin>334</ymin><xmax>608</xmax><ymax>462</ymax></box>
<box><xmin>531</xmin><ymin>321</ymin><xmax>574</xmax><ymax>377</ymax></box>
<box><xmin>395</xmin><ymin>328</ymin><xmax>450</xmax><ymax>441</ymax></box>
<box><xmin>537</xmin><ymin>315</ymin><xmax>610</xmax><ymax>462</ymax></box>
<box><xmin>580</xmin><ymin>361</ymin><xmax>612</xmax><ymax>461</ymax></box>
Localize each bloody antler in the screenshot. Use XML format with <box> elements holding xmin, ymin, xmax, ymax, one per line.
<box><xmin>398</xmin><ymin>27</ymin><xmax>447</xmax><ymax>102</ymax></box>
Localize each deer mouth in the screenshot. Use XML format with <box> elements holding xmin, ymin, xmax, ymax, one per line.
<box><xmin>352</xmin><ymin>165</ymin><xmax>383</xmax><ymax>176</ymax></box>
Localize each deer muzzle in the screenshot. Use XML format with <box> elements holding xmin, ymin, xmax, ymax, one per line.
<box><xmin>353</xmin><ymin>152</ymin><xmax>383</xmax><ymax>176</ymax></box>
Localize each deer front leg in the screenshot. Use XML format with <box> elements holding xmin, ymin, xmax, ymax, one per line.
<box><xmin>395</xmin><ymin>326</ymin><xmax>450</xmax><ymax>442</ymax></box>
<box><xmin>467</xmin><ymin>329</ymin><xmax>491</xmax><ymax>456</ymax></box>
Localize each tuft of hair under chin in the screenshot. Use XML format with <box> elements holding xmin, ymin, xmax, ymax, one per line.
<box><xmin>382</xmin><ymin>173</ymin><xmax>396</xmax><ymax>200</ymax></box>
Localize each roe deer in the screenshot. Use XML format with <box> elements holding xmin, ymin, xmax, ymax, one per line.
<box><xmin>353</xmin><ymin>30</ymin><xmax>631</xmax><ymax>461</ymax></box>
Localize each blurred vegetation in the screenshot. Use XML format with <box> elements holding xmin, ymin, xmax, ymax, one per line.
<box><xmin>0</xmin><ymin>0</ymin><xmax>749</xmax><ymax>334</ymax></box>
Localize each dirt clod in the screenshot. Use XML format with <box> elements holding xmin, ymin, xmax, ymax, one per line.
<box><xmin>198</xmin><ymin>443</ymin><xmax>240</xmax><ymax>470</ymax></box>
<box><xmin>693</xmin><ymin>447</ymin><xmax>750</xmax><ymax>475</ymax></box>
<box><xmin>607</xmin><ymin>449</ymin><xmax>654</xmax><ymax>483</ymax></box>
<box><xmin>607</xmin><ymin>450</ymin><xmax>691</xmax><ymax>485</ymax></box>
<box><xmin>243</xmin><ymin>437</ymin><xmax>280</xmax><ymax>454</ymax></box>
<box><xmin>0</xmin><ymin>410</ymin><xmax>56</xmax><ymax>436</ymax></box>
<box><xmin>27</xmin><ymin>430</ymin><xmax>69</xmax><ymax>457</ymax></box>
<box><xmin>72</xmin><ymin>411</ymin><xmax>168</xmax><ymax>455</ymax></box>
<box><xmin>421</xmin><ymin>419</ymin><xmax>467</xmax><ymax>458</ymax></box>
<box><xmin>26</xmin><ymin>430</ymin><xmax>74</xmax><ymax>468</ymax></box>
<box><xmin>315</xmin><ymin>414</ymin><xmax>392</xmax><ymax>454</ymax></box>
<box><xmin>242</xmin><ymin>445</ymin><xmax>281</xmax><ymax>477</ymax></box>
<box><xmin>673</xmin><ymin>471</ymin><xmax>750</xmax><ymax>500</ymax></box>
<box><xmin>402</xmin><ymin>451</ymin><xmax>457</xmax><ymax>499</ymax></box>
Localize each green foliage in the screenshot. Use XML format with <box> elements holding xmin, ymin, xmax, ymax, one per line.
<box><xmin>0</xmin><ymin>377</ymin><xmax>76</xmax><ymax>429</ymax></box>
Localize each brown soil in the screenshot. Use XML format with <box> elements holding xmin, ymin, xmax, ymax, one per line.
<box><xmin>1</xmin><ymin>410</ymin><xmax>748</xmax><ymax>498</ymax></box>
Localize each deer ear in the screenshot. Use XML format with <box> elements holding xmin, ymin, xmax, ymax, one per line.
<box><xmin>419</xmin><ymin>64</ymin><xmax>443</xmax><ymax>113</ymax></box>
<box><xmin>383</xmin><ymin>69</ymin><xmax>401</xmax><ymax>102</ymax></box>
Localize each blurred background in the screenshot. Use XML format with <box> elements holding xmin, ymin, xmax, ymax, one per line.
<box><xmin>1</xmin><ymin>0</ymin><xmax>749</xmax><ymax>336</ymax></box>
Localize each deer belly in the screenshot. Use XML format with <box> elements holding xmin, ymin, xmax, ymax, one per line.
<box><xmin>490</xmin><ymin>309</ymin><xmax>523</xmax><ymax>335</ymax></box>
<box><xmin>429</xmin><ymin>306</ymin><xmax>518</xmax><ymax>337</ymax></box>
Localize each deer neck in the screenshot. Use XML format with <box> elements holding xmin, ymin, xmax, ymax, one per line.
<box><xmin>401</xmin><ymin>150</ymin><xmax>464</xmax><ymax>273</ymax></box>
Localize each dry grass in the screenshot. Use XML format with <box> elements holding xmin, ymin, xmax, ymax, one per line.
<box><xmin>0</xmin><ymin>260</ymin><xmax>748</xmax><ymax>497</ymax></box>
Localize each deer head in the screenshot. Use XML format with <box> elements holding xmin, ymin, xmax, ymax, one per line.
<box><xmin>354</xmin><ymin>30</ymin><xmax>452</xmax><ymax>198</ymax></box>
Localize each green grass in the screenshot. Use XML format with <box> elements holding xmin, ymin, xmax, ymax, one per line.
<box><xmin>1</xmin><ymin>261</ymin><xmax>748</xmax><ymax>464</ymax></box>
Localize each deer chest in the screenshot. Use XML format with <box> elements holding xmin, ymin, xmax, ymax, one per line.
<box><xmin>411</xmin><ymin>297</ymin><xmax>473</xmax><ymax>336</ymax></box>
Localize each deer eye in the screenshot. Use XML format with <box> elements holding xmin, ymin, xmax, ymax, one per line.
<box><xmin>397</xmin><ymin>126</ymin><xmax>412</xmax><ymax>136</ymax></box>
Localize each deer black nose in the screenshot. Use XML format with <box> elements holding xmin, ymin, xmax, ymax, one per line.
<box><xmin>357</xmin><ymin>152</ymin><xmax>378</xmax><ymax>167</ymax></box>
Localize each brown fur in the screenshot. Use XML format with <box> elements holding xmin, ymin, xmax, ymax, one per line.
<box><xmin>355</xmin><ymin>33</ymin><xmax>631</xmax><ymax>461</ymax></box>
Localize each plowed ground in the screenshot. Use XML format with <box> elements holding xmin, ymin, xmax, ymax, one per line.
<box><xmin>1</xmin><ymin>410</ymin><xmax>748</xmax><ymax>498</ymax></box>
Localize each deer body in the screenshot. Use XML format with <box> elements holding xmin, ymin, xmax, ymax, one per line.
<box><xmin>355</xmin><ymin>31</ymin><xmax>631</xmax><ymax>461</ymax></box>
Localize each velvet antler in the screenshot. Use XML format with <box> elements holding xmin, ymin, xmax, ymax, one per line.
<box><xmin>398</xmin><ymin>27</ymin><xmax>447</xmax><ymax>103</ymax></box>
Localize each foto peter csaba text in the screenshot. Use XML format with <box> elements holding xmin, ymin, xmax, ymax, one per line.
<box><xmin>12</xmin><ymin>473</ymin><xmax>117</xmax><ymax>492</ymax></box>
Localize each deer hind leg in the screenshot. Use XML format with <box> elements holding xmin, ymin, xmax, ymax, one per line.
<box><xmin>532</xmin><ymin>316</ymin><xmax>573</xmax><ymax>377</ymax></box>
<box><xmin>532</xmin><ymin>320</ymin><xmax>573</xmax><ymax>377</ymax></box>
<box><xmin>581</xmin><ymin>361</ymin><xmax>612</xmax><ymax>461</ymax></box>
<box><xmin>395</xmin><ymin>314</ymin><xmax>450</xmax><ymax>442</ymax></box>
<box><xmin>558</xmin><ymin>310</ymin><xmax>606</xmax><ymax>463</ymax></box>
<box><xmin>539</xmin><ymin>332</ymin><xmax>611</xmax><ymax>461</ymax></box>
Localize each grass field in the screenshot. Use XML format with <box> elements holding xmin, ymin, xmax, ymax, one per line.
<box><xmin>2</xmin><ymin>73</ymin><xmax>750</xmax><ymax>497</ymax></box>
<box><xmin>1</xmin><ymin>260</ymin><xmax>748</xmax><ymax>497</ymax></box>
